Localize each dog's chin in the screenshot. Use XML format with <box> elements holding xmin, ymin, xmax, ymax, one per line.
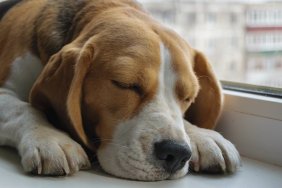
<box><xmin>96</xmin><ymin>145</ymin><xmax>189</xmax><ymax>181</ymax></box>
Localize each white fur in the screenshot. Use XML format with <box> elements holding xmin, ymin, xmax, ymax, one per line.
<box><xmin>3</xmin><ymin>53</ymin><xmax>43</xmax><ymax>101</ymax></box>
<box><xmin>0</xmin><ymin>53</ymin><xmax>90</xmax><ymax>175</ymax></box>
<box><xmin>97</xmin><ymin>44</ymin><xmax>190</xmax><ymax>181</ymax></box>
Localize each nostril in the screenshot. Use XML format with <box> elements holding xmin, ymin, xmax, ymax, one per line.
<box><xmin>182</xmin><ymin>157</ymin><xmax>189</xmax><ymax>163</ymax></box>
<box><xmin>166</xmin><ymin>155</ymin><xmax>175</xmax><ymax>162</ymax></box>
<box><xmin>154</xmin><ymin>140</ymin><xmax>191</xmax><ymax>174</ymax></box>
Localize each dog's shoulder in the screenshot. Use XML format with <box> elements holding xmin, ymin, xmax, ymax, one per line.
<box><xmin>0</xmin><ymin>0</ymin><xmax>22</xmax><ymax>20</ymax></box>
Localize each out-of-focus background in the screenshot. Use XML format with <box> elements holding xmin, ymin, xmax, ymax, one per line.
<box><xmin>139</xmin><ymin>0</ymin><xmax>282</xmax><ymax>88</ymax></box>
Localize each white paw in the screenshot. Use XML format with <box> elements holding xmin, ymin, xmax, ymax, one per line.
<box><xmin>18</xmin><ymin>127</ymin><xmax>91</xmax><ymax>176</ymax></box>
<box><xmin>185</xmin><ymin>122</ymin><xmax>240</xmax><ymax>173</ymax></box>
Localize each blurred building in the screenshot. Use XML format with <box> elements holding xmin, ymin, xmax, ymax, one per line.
<box><xmin>140</xmin><ymin>0</ymin><xmax>282</xmax><ymax>88</ymax></box>
<box><xmin>176</xmin><ymin>1</ymin><xmax>245</xmax><ymax>82</ymax></box>
<box><xmin>245</xmin><ymin>3</ymin><xmax>282</xmax><ymax>87</ymax></box>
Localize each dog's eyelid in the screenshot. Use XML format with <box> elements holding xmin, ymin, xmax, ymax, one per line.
<box><xmin>183</xmin><ymin>95</ymin><xmax>196</xmax><ymax>103</ymax></box>
<box><xmin>111</xmin><ymin>80</ymin><xmax>144</xmax><ymax>96</ymax></box>
<box><xmin>112</xmin><ymin>80</ymin><xmax>131</xmax><ymax>89</ymax></box>
<box><xmin>184</xmin><ymin>97</ymin><xmax>190</xmax><ymax>102</ymax></box>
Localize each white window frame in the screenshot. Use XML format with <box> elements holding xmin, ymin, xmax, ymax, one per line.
<box><xmin>217</xmin><ymin>90</ymin><xmax>282</xmax><ymax>166</ymax></box>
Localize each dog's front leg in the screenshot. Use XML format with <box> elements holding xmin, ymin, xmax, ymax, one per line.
<box><xmin>184</xmin><ymin>120</ymin><xmax>240</xmax><ymax>173</ymax></box>
<box><xmin>0</xmin><ymin>89</ymin><xmax>90</xmax><ymax>175</ymax></box>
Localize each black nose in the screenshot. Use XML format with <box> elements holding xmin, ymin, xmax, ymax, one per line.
<box><xmin>154</xmin><ymin>140</ymin><xmax>192</xmax><ymax>174</ymax></box>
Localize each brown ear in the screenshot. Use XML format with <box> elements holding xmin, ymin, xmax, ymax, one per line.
<box><xmin>185</xmin><ymin>50</ymin><xmax>223</xmax><ymax>130</ymax></box>
<box><xmin>30</xmin><ymin>41</ymin><xmax>95</xmax><ymax>150</ymax></box>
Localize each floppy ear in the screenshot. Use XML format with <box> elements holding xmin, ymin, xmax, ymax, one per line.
<box><xmin>185</xmin><ymin>50</ymin><xmax>223</xmax><ymax>130</ymax></box>
<box><xmin>30</xmin><ymin>41</ymin><xmax>95</xmax><ymax>150</ymax></box>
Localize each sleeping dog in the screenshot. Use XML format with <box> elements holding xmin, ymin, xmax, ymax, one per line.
<box><xmin>0</xmin><ymin>0</ymin><xmax>240</xmax><ymax>181</ymax></box>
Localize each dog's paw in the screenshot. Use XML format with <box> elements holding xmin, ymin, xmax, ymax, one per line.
<box><xmin>185</xmin><ymin>122</ymin><xmax>240</xmax><ymax>173</ymax></box>
<box><xmin>18</xmin><ymin>127</ymin><xmax>91</xmax><ymax>176</ymax></box>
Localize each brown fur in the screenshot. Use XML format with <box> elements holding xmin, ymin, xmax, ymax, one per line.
<box><xmin>0</xmin><ymin>0</ymin><xmax>222</xmax><ymax>151</ymax></box>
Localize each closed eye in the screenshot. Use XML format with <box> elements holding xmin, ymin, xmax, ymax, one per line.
<box><xmin>111</xmin><ymin>80</ymin><xmax>143</xmax><ymax>96</ymax></box>
<box><xmin>184</xmin><ymin>97</ymin><xmax>196</xmax><ymax>104</ymax></box>
<box><xmin>184</xmin><ymin>97</ymin><xmax>190</xmax><ymax>102</ymax></box>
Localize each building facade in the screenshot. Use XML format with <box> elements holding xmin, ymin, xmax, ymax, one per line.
<box><xmin>245</xmin><ymin>3</ymin><xmax>282</xmax><ymax>87</ymax></box>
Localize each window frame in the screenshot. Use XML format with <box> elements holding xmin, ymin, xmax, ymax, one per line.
<box><xmin>216</xmin><ymin>89</ymin><xmax>282</xmax><ymax>166</ymax></box>
<box><xmin>222</xmin><ymin>81</ymin><xmax>282</xmax><ymax>98</ymax></box>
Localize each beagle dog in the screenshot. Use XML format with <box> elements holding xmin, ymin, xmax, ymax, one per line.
<box><xmin>0</xmin><ymin>0</ymin><xmax>240</xmax><ymax>181</ymax></box>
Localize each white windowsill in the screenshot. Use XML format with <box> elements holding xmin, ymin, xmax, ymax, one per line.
<box><xmin>0</xmin><ymin>147</ymin><xmax>282</xmax><ymax>188</ymax></box>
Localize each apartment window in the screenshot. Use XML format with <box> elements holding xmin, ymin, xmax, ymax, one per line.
<box><xmin>186</xmin><ymin>13</ymin><xmax>196</xmax><ymax>26</ymax></box>
<box><xmin>230</xmin><ymin>12</ymin><xmax>237</xmax><ymax>24</ymax></box>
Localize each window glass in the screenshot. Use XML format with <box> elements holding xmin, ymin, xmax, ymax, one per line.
<box><xmin>140</xmin><ymin>0</ymin><xmax>282</xmax><ymax>89</ymax></box>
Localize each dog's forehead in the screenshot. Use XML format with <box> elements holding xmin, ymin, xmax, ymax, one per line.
<box><xmin>160</xmin><ymin>41</ymin><xmax>199</xmax><ymax>99</ymax></box>
<box><xmin>158</xmin><ymin>30</ymin><xmax>198</xmax><ymax>90</ymax></box>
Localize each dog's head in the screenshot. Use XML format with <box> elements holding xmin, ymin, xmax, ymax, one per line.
<box><xmin>30</xmin><ymin>8</ymin><xmax>222</xmax><ymax>181</ymax></box>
